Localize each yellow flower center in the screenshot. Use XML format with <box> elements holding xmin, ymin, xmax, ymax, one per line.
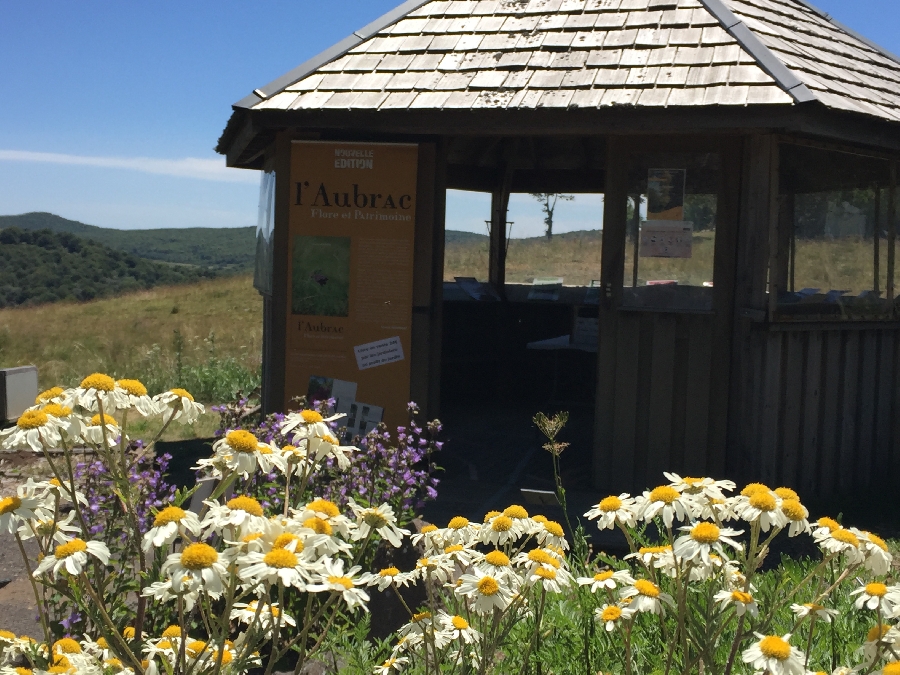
<box><xmin>153</xmin><ymin>506</ymin><xmax>186</xmax><ymax>527</ymax></box>
<box><xmin>599</xmin><ymin>496</ymin><xmax>623</xmax><ymax>512</ymax></box>
<box><xmin>0</xmin><ymin>497</ymin><xmax>22</xmax><ymax>515</ymax></box>
<box><xmin>759</xmin><ymin>636</ymin><xmax>791</xmax><ymax>660</ymax></box>
<box><xmin>732</xmin><ymin>591</ymin><xmax>753</xmax><ymax>604</ymax></box>
<box><xmin>444</xmin><ymin>544</ymin><xmax>464</xmax><ymax>554</ymax></box>
<box><xmin>866</xmin><ymin>582</ymin><xmax>888</xmax><ymax>597</ymax></box>
<box><xmin>417</xmin><ymin>557</ymin><xmax>431</xmax><ymax>568</ymax></box>
<box><xmin>882</xmin><ymin>663</ymin><xmax>900</xmax><ymax>675</ymax></box>
<box><xmin>774</xmin><ymin>487</ymin><xmax>799</xmax><ymax>500</ymax></box>
<box><xmin>17</xmin><ymin>410</ymin><xmax>48</xmax><ymax>429</ymax></box>
<box><xmin>161</xmin><ymin>625</ymin><xmax>182</xmax><ymax>638</ymax></box>
<box><xmin>80</xmin><ymin>373</ymin><xmax>115</xmax><ymax>391</ymax></box>
<box><xmin>483</xmin><ymin>510</ymin><xmax>501</xmax><ymax>522</ymax></box>
<box><xmin>781</xmin><ymin>499</ymin><xmax>806</xmax><ymax>521</ymax></box>
<box><xmin>491</xmin><ymin>515</ymin><xmax>513</xmax><ymax>532</ymax></box>
<box><xmin>301</xmin><ymin>410</ymin><xmax>323</xmax><ymax>424</ymax></box>
<box><xmin>213</xmin><ymin>649</ymin><xmax>232</xmax><ymax>665</ymax></box>
<box><xmin>320</xmin><ymin>434</ymin><xmax>338</xmax><ymax>444</ymax></box>
<box><xmin>865</xmin><ymin>532</ymin><xmax>889</xmax><ymax>551</ymax></box>
<box><xmin>96</xmin><ymin>637</ymin><xmax>108</xmax><ymax>649</ymax></box>
<box><xmin>90</xmin><ymin>413</ymin><xmax>117</xmax><ymax>427</ymax></box>
<box><xmin>273</xmin><ymin>533</ymin><xmax>302</xmax><ymax>551</ymax></box>
<box><xmin>304</xmin><ymin>517</ymin><xmax>333</xmax><ymax>535</ymax></box>
<box><xmin>690</xmin><ymin>522</ymin><xmax>720</xmax><ymax>544</ymax></box>
<box><xmin>42</xmin><ymin>404</ymin><xmax>71</xmax><ymax>418</ymax></box>
<box><xmin>54</xmin><ymin>638</ymin><xmax>81</xmax><ymax>654</ymax></box>
<box><xmin>420</xmin><ymin>524</ymin><xmax>438</xmax><ymax>533</ymax></box>
<box><xmin>16</xmin><ymin>667</ymin><xmax>33</xmax><ymax>675</ymax></box>
<box><xmin>682</xmin><ymin>477</ymin><xmax>703</xmax><ymax>485</ymax></box>
<box><xmin>536</xmin><ymin>566</ymin><xmax>557</xmax><ymax>580</ymax></box>
<box><xmin>451</xmin><ymin>615</ymin><xmax>469</xmax><ymax>630</ymax></box>
<box><xmin>831</xmin><ymin>529</ymin><xmax>859</xmax><ymax>547</ymax></box>
<box><xmin>804</xmin><ymin>603</ymin><xmax>824</xmax><ymax>611</ymax></box>
<box><xmin>306</xmin><ymin>499</ymin><xmax>340</xmax><ymax>517</ymax></box>
<box><xmin>180</xmin><ymin>543</ymin><xmax>218</xmax><ymax>570</ymax></box>
<box><xmin>601</xmin><ymin>606</ymin><xmax>622</xmax><ymax>622</ymax></box>
<box><xmin>868</xmin><ymin>624</ymin><xmax>891</xmax><ymax>641</ymax></box>
<box><xmin>104</xmin><ymin>659</ymin><xmax>123</xmax><ymax>670</ymax></box>
<box><xmin>363</xmin><ymin>510</ymin><xmax>388</xmax><ymax>528</ymax></box>
<box><xmin>503</xmin><ymin>505</ymin><xmax>528</xmax><ymax>519</ymax></box>
<box><xmin>485</xmin><ymin>550</ymin><xmax>510</xmax><ymax>567</ymax></box>
<box><xmin>532</xmin><ymin>514</ymin><xmax>548</xmax><ymax>524</ymax></box>
<box><xmin>817</xmin><ymin>517</ymin><xmax>840</xmax><ymax>531</ymax></box>
<box><xmin>116</xmin><ymin>379</ymin><xmax>147</xmax><ymax>396</ymax></box>
<box><xmin>412</xmin><ymin>611</ymin><xmax>432</xmax><ymax>622</ymax></box>
<box><xmin>379</xmin><ymin>566</ymin><xmax>400</xmax><ymax>577</ymax></box>
<box><xmin>448</xmin><ymin>516</ymin><xmax>469</xmax><ymax>529</ymax></box>
<box><xmin>328</xmin><ymin>575</ymin><xmax>353</xmax><ymax>590</ymax></box>
<box><xmin>594</xmin><ymin>571</ymin><xmax>614</xmax><ymax>582</ymax></box>
<box><xmin>263</xmin><ymin>548</ymin><xmax>298</xmax><ymax>569</ymax></box>
<box><xmin>638</xmin><ymin>545</ymin><xmax>672</xmax><ymax>555</ymax></box>
<box><xmin>122</xmin><ymin>627</ymin><xmax>135</xmax><ymax>639</ymax></box>
<box><xmin>740</xmin><ymin>482</ymin><xmax>770</xmax><ymax>497</ymax></box>
<box><xmin>170</xmin><ymin>388</ymin><xmax>194</xmax><ymax>401</ymax></box>
<box><xmin>186</xmin><ymin>640</ymin><xmax>207</xmax><ymax>657</ymax></box>
<box><xmin>528</xmin><ymin>549</ymin><xmax>553</xmax><ymax>565</ymax></box>
<box><xmin>477</xmin><ymin>576</ymin><xmax>500</xmax><ymax>596</ymax></box>
<box><xmin>36</xmin><ymin>386</ymin><xmax>64</xmax><ymax>403</ymax></box>
<box><xmin>55</xmin><ymin>538</ymin><xmax>87</xmax><ymax>558</ymax></box>
<box><xmin>748</xmin><ymin>491</ymin><xmax>776</xmax><ymax>512</ymax></box>
<box><xmin>634</xmin><ymin>579</ymin><xmax>660</xmax><ymax>598</ymax></box>
<box><xmin>226</xmin><ymin>430</ymin><xmax>259</xmax><ymax>453</ymax></box>
<box><xmin>543</xmin><ymin>521</ymin><xmax>564</xmax><ymax>537</ymax></box>
<box><xmin>649</xmin><ymin>486</ymin><xmax>679</xmax><ymax>504</ymax></box>
<box><xmin>226</xmin><ymin>496</ymin><xmax>263</xmax><ymax>517</ymax></box>
<box><xmin>242</xmin><ymin>532</ymin><xmax>264</xmax><ymax>543</ymax></box>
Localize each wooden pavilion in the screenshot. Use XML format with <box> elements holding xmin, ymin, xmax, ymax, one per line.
<box><xmin>217</xmin><ymin>0</ymin><xmax>900</xmax><ymax>498</ymax></box>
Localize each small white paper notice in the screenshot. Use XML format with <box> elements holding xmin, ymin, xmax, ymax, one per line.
<box><xmin>353</xmin><ymin>336</ymin><xmax>404</xmax><ymax>370</ymax></box>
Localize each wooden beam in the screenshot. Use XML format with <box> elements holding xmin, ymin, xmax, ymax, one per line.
<box><xmin>488</xmin><ymin>160</ymin><xmax>514</xmax><ymax>294</ymax></box>
<box><xmin>889</xmin><ymin>161</ymin><xmax>897</xmax><ymax>303</ymax></box>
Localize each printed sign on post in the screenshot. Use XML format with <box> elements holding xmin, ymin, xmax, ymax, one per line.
<box><xmin>354</xmin><ymin>336</ymin><xmax>405</xmax><ymax>370</ymax></box>
<box><xmin>640</xmin><ymin>221</ymin><xmax>694</xmax><ymax>258</ymax></box>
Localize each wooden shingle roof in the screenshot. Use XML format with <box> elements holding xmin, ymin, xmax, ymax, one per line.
<box><xmin>239</xmin><ymin>0</ymin><xmax>900</xmax><ymax>123</ymax></box>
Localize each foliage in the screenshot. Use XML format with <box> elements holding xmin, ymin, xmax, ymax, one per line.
<box><xmin>529</xmin><ymin>193</ymin><xmax>575</xmax><ymax>240</ymax></box>
<box><xmin>0</xmin><ymin>212</ymin><xmax>256</xmax><ymax>270</ymax></box>
<box><xmin>0</xmin><ymin>227</ymin><xmax>217</xmax><ymax>307</ymax></box>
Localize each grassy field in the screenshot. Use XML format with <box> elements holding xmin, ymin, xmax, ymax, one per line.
<box><xmin>0</xmin><ymin>275</ymin><xmax>261</xmax><ymax>403</ymax></box>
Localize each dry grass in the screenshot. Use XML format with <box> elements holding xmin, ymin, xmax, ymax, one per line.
<box><xmin>444</xmin><ymin>232</ymin><xmax>890</xmax><ymax>293</ymax></box>
<box><xmin>0</xmin><ymin>275</ymin><xmax>262</xmax><ymax>394</ymax></box>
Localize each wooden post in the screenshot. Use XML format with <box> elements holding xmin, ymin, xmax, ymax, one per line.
<box><xmin>766</xmin><ymin>140</ymin><xmax>781</xmax><ymax>317</ymax></box>
<box><xmin>488</xmin><ymin>163</ymin><xmax>514</xmax><ymax>295</ymax></box>
<box><xmin>889</xmin><ymin>161</ymin><xmax>897</xmax><ymax>303</ymax></box>
<box><xmin>874</xmin><ymin>187</ymin><xmax>881</xmax><ymax>295</ymax></box>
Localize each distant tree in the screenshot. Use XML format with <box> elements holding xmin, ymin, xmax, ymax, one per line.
<box><xmin>529</xmin><ymin>193</ymin><xmax>575</xmax><ymax>241</ymax></box>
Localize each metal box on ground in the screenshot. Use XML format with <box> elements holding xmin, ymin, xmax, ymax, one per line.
<box><xmin>0</xmin><ymin>366</ymin><xmax>39</xmax><ymax>422</ymax></box>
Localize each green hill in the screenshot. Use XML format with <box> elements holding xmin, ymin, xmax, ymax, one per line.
<box><xmin>0</xmin><ymin>227</ymin><xmax>217</xmax><ymax>307</ymax></box>
<box><xmin>0</xmin><ymin>212</ymin><xmax>255</xmax><ymax>270</ymax></box>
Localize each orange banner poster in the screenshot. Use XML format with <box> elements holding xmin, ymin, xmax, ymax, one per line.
<box><xmin>285</xmin><ymin>141</ymin><xmax>419</xmax><ymax>433</ymax></box>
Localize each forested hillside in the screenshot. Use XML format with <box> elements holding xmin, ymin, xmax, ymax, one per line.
<box><xmin>0</xmin><ymin>212</ymin><xmax>255</xmax><ymax>270</ymax></box>
<box><xmin>0</xmin><ymin>227</ymin><xmax>217</xmax><ymax>307</ymax></box>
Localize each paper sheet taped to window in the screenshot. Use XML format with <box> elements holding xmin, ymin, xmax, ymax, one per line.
<box><xmin>640</xmin><ymin>221</ymin><xmax>693</xmax><ymax>259</ymax></box>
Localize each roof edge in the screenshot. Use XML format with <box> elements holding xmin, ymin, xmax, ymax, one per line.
<box><xmin>699</xmin><ymin>0</ymin><xmax>817</xmax><ymax>104</ymax></box>
<box><xmin>793</xmin><ymin>0</ymin><xmax>900</xmax><ymax>68</ymax></box>
<box><xmin>233</xmin><ymin>0</ymin><xmax>432</xmax><ymax>109</ymax></box>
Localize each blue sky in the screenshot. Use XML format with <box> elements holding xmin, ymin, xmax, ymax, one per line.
<box><xmin>0</xmin><ymin>1</ymin><xmax>896</xmax><ymax>237</ymax></box>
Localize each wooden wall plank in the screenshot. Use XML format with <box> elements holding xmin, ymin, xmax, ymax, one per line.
<box><xmin>632</xmin><ymin>315</ymin><xmax>655</xmax><ymax>490</ymax></box>
<box><xmin>838</xmin><ymin>331</ymin><xmax>860</xmax><ymax>494</ymax></box>
<box><xmin>670</xmin><ymin>318</ymin><xmax>690</xmax><ymax>475</ymax></box>
<box><xmin>646</xmin><ymin>314</ymin><xmax>676</xmax><ymax>482</ymax></box>
<box><xmin>268</xmin><ymin>133</ymin><xmax>292</xmax><ymax>413</ymax></box>
<box><xmin>857</xmin><ymin>331</ymin><xmax>878</xmax><ymax>489</ymax></box>
<box><xmin>410</xmin><ymin>143</ymin><xmax>437</xmax><ymax>413</ymax></box>
<box><xmin>428</xmin><ymin>140</ymin><xmax>448</xmax><ymax>417</ymax></box>
<box><xmin>759</xmin><ymin>332</ymin><xmax>783</xmax><ymax>486</ymax></box>
<box><xmin>876</xmin><ymin>331</ymin><xmax>894</xmax><ymax>489</ymax></box>
<box><xmin>799</xmin><ymin>330</ymin><xmax>823</xmax><ymax>496</ymax></box>
<box><xmin>819</xmin><ymin>332</ymin><xmax>843</xmax><ymax>496</ymax></box>
<box><xmin>892</xmin><ymin>333</ymin><xmax>900</xmax><ymax>489</ymax></box>
<box><xmin>611</xmin><ymin>316</ymin><xmax>642</xmax><ymax>490</ymax></box>
<box><xmin>780</xmin><ymin>331</ymin><xmax>804</xmax><ymax>488</ymax></box>
<box><xmin>684</xmin><ymin>316</ymin><xmax>713</xmax><ymax>475</ymax></box>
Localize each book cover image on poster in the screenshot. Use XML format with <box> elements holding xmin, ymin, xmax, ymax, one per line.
<box><xmin>647</xmin><ymin>169</ymin><xmax>686</xmax><ymax>221</ymax></box>
<box><xmin>291</xmin><ymin>235</ymin><xmax>351</xmax><ymax>316</ymax></box>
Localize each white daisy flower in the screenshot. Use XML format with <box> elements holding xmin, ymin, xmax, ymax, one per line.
<box><xmin>161</xmin><ymin>542</ymin><xmax>228</xmax><ymax>596</ymax></box>
<box><xmin>0</xmin><ymin>408</ymin><xmax>65</xmax><ymax>453</ymax></box>
<box><xmin>236</xmin><ymin>545</ymin><xmax>311</xmax><ymax>590</ymax></box>
<box><xmin>34</xmin><ymin>538</ymin><xmax>110</xmax><ymax>579</ymax></box>
<box><xmin>37</xmin><ymin>402</ymin><xmax>85</xmax><ymax>442</ymax></box>
<box><xmin>635</xmin><ymin>485</ymin><xmax>696</xmax><ymax>528</ymax></box>
<box><xmin>359</xmin><ymin>565</ymin><xmax>417</xmax><ymax>592</ymax></box>
<box><xmin>475</xmin><ymin>549</ymin><xmax>519</xmax><ymax>585</ymax></box>
<box><xmin>201</xmin><ymin>496</ymin><xmax>268</xmax><ymax>536</ymax></box>
<box><xmin>443</xmin><ymin>516</ymin><xmax>480</xmax><ymax>545</ymax></box>
<box><xmin>230</xmin><ymin>601</ymin><xmax>296</xmax><ymax>632</ymax></box>
<box><xmin>814</xmin><ymin>527</ymin><xmax>865</xmax><ymax>564</ymax></box>
<box><xmin>456</xmin><ymin>569</ymin><xmax>514</xmax><ymax>614</ymax></box>
<box><xmin>619</xmin><ymin>579</ymin><xmax>674</xmax><ymax>615</ymax></box>
<box><xmin>851</xmin><ymin>582</ymin><xmax>900</xmax><ymax>614</ymax></box>
<box><xmin>594</xmin><ymin>603</ymin><xmax>636</xmax><ymax>631</ymax></box>
<box><xmin>205</xmin><ymin>430</ymin><xmax>284</xmax><ymax>478</ymax></box>
<box><xmin>19</xmin><ymin>509</ymin><xmax>80</xmax><ymax>544</ymax></box>
<box><xmin>414</xmin><ymin>555</ymin><xmax>455</xmax><ymax>584</ymax></box>
<box><xmin>152</xmin><ymin>389</ymin><xmax>205</xmax><ymax>424</ymax></box>
<box><xmin>0</xmin><ymin>484</ymin><xmax>51</xmax><ymax>534</ymax></box>
<box><xmin>577</xmin><ymin>568</ymin><xmax>635</xmax><ymax>593</ymax></box>
<box><xmin>439</xmin><ymin>612</ymin><xmax>481</xmax><ymax>644</ymax></box>
<box><xmin>732</xmin><ymin>490</ymin><xmax>788</xmax><ymax>532</ymax></box>
<box><xmin>780</xmin><ymin>499</ymin><xmax>811</xmax><ymax>537</ymax></box>
<box><xmin>859</xmin><ymin>625</ymin><xmax>900</xmax><ymax>666</ymax></box>
<box><xmin>714</xmin><ymin>589</ymin><xmax>759</xmax><ymax>617</ymax></box>
<box><xmin>625</xmin><ymin>545</ymin><xmax>674</xmax><ymax>568</ymax></box>
<box><xmin>294</xmin><ymin>498</ymin><xmax>354</xmax><ymax>540</ymax></box>
<box><xmin>281</xmin><ymin>409</ymin><xmax>344</xmax><ymax>444</ymax></box>
<box><xmin>113</xmin><ymin>379</ymin><xmax>157</xmax><ymax>416</ymax></box>
<box><xmin>790</xmin><ymin>602</ymin><xmax>838</xmax><ymax>623</ymax></box>
<box><xmin>528</xmin><ymin>564</ymin><xmax>571</xmax><ymax>593</ymax></box>
<box><xmin>584</xmin><ymin>493</ymin><xmax>638</xmax><ymax>530</ymax></box>
<box><xmin>480</xmin><ymin>514</ymin><xmax>520</xmax><ymax>547</ymax></box>
<box><xmin>82</xmin><ymin>413</ymin><xmax>122</xmax><ymax>447</ymax></box>
<box><xmin>440</xmin><ymin>543</ymin><xmax>479</xmax><ymax>567</ymax></box>
<box><xmin>348</xmin><ymin>500</ymin><xmax>409</xmax><ymax>548</ymax></box>
<box><xmin>501</xmin><ymin>504</ymin><xmax>539</xmax><ymax>536</ymax></box>
<box><xmin>673</xmin><ymin>522</ymin><xmax>743</xmax><ymax>565</ymax></box>
<box><xmin>374</xmin><ymin>656</ymin><xmax>409</xmax><ymax>673</ymax></box>
<box><xmin>857</xmin><ymin>530</ymin><xmax>893</xmax><ymax>576</ymax></box>
<box><xmin>307</xmin><ymin>558</ymin><xmax>369</xmax><ymax>610</ymax></box>
<box><xmin>142</xmin><ymin>578</ymin><xmax>200</xmax><ymax>611</ymax></box>
<box><xmin>308</xmin><ymin>434</ymin><xmax>357</xmax><ymax>471</ymax></box>
<box><xmin>663</xmin><ymin>473</ymin><xmax>736</xmax><ymax>501</ymax></box>
<box><xmin>513</xmin><ymin>547</ymin><xmax>562</xmax><ymax>575</ymax></box>
<box><xmin>142</xmin><ymin>505</ymin><xmax>202</xmax><ymax>552</ymax></box>
<box><xmin>534</xmin><ymin>519</ymin><xmax>569</xmax><ymax>549</ymax></box>
<box><xmin>71</xmin><ymin>373</ymin><xmax>129</xmax><ymax>411</ymax></box>
<box><xmin>742</xmin><ymin>633</ymin><xmax>805</xmax><ymax>675</ymax></box>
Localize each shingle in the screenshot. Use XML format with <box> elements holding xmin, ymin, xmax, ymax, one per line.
<box><xmin>391</xmin><ymin>18</ymin><xmax>430</xmax><ymax>35</ymax></box>
<box><xmin>674</xmin><ymin>47</ymin><xmax>714</xmax><ymax>65</ymax></box>
<box><xmin>559</xmin><ymin>0</ymin><xmax>588</xmax><ymax>11</ymax></box>
<box><xmin>561</xmin><ymin>69</ymin><xmax>598</xmax><ymax>86</ymax></box>
<box><xmin>594</xmin><ymin>68</ymin><xmax>630</xmax><ymax>86</ymax></box>
<box><xmin>469</xmin><ymin>71</ymin><xmax>510</xmax><ymax>88</ymax></box>
<box><xmin>344</xmin><ymin>55</ymin><xmax>384</xmax><ymax>72</ymax></box>
<box><xmin>352</xmin><ymin>73</ymin><xmax>394</xmax><ymax>90</ymax></box>
<box><xmin>429</xmin><ymin>35</ymin><xmax>462</xmax><ymax>51</ymax></box>
<box><xmin>539</xmin><ymin>90</ymin><xmax>575</xmax><ymax>107</ymax></box>
<box><xmin>479</xmin><ymin>33</ymin><xmax>521</xmax><ymax>50</ymax></box>
<box><xmin>319</xmin><ymin>55</ymin><xmax>352</xmax><ymax>72</ymax></box>
<box><xmin>687</xmin><ymin>64</ymin><xmax>729</xmax><ymax>86</ymax></box>
<box><xmin>585</xmin><ymin>0</ymin><xmax>622</xmax><ymax>9</ymax></box>
<box><xmin>538</xmin><ymin>14</ymin><xmax>569</xmax><ymax>31</ymax></box>
<box><xmin>409</xmin><ymin>91</ymin><xmax>453</xmax><ymax>107</ymax></box>
<box><xmin>529</xmin><ymin>70</ymin><xmax>567</xmax><ymax>87</ymax></box>
<box><xmin>587</xmin><ymin>49</ymin><xmax>622</xmax><ymax>66</ymax></box>
<box><xmin>705</xmin><ymin>84</ymin><xmax>750</xmax><ymax>105</ymax></box>
<box><xmin>620</xmin><ymin>0</ymin><xmax>653</xmax><ymax>8</ymax></box>
<box><xmin>627</xmin><ymin>66</ymin><xmax>660</xmax><ymax>85</ymax></box>
<box><xmin>551</xmin><ymin>51</ymin><xmax>589</xmax><ymax>68</ymax></box>
<box><xmin>377</xmin><ymin>55</ymin><xmax>416</xmax><ymax>71</ymax></box>
<box><xmin>638</xmin><ymin>87</ymin><xmax>671</xmax><ymax>105</ymax></box>
<box><xmin>666</xmin><ymin>86</ymin><xmax>706</xmax><ymax>105</ymax></box>
<box><xmin>446</xmin><ymin>1</ymin><xmax>481</xmax><ymax>16</ymax></box>
<box><xmin>657</xmin><ymin>66</ymin><xmax>690</xmax><ymax>86</ymax></box>
<box><xmin>475</xmin><ymin>16</ymin><xmax>507</xmax><ymax>32</ymax></box>
<box><xmin>285</xmin><ymin>74</ymin><xmax>325</xmax><ymax>92</ymax></box>
<box><xmin>509</xmin><ymin>89</ymin><xmax>545</xmax><ymax>107</ymax></box>
<box><xmin>369</xmin><ymin>36</ymin><xmax>409</xmax><ymax>53</ymax></box>
<box><xmin>626</xmin><ymin>11</ymin><xmax>662</xmax><ymax>27</ymax></box>
<box><xmin>321</xmin><ymin>92</ymin><xmax>362</xmax><ymax>108</ymax></box>
<box><xmin>319</xmin><ymin>73</ymin><xmax>362</xmax><ymax>90</ymax></box>
<box><xmin>542</xmin><ymin>32</ymin><xmax>576</xmax><ymax>48</ymax></box>
<box><xmin>253</xmin><ymin>91</ymin><xmax>300</xmax><ymax>109</ymax></box>
<box><xmin>564</xmin><ymin>13</ymin><xmax>598</xmax><ymax>30</ymax></box>
<box><xmin>712</xmin><ymin>45</ymin><xmax>743</xmax><ymax>64</ymax></box>
<box><xmin>647</xmin><ymin>47</ymin><xmax>678</xmax><ymax>65</ymax></box>
<box><xmin>594</xmin><ymin>13</ymin><xmax>627</xmax><ymax>29</ymax></box>
<box><xmin>458</xmin><ymin>52</ymin><xmax>490</xmax><ymax>70</ymax></box>
<box><xmin>423</xmin><ymin>17</ymin><xmax>453</xmax><ymax>33</ymax></box>
<box><xmin>659</xmin><ymin>9</ymin><xmax>692</xmax><ymax>26</ymax></box>
<box><xmin>443</xmin><ymin>91</ymin><xmax>482</xmax><ymax>107</ymax></box>
<box><xmin>619</xmin><ymin>49</ymin><xmax>651</xmax><ymax>67</ymax></box>
<box><xmin>351</xmin><ymin>91</ymin><xmax>390</xmax><ymax>108</ymax></box>
<box><xmin>384</xmin><ymin>72</ymin><xmax>424</xmax><ymax>90</ymax></box>
<box><xmin>497</xmin><ymin>51</ymin><xmax>534</xmax><ymax>69</ymax></box>
<box><xmin>503</xmin><ymin>70</ymin><xmax>534</xmax><ymax>87</ymax></box>
<box><xmin>529</xmin><ymin>51</ymin><xmax>555</xmax><ymax>68</ymax></box>
<box><xmin>604</xmin><ymin>29</ymin><xmax>639</xmax><ymax>47</ymax></box>
<box><xmin>438</xmin><ymin>53</ymin><xmax>465</xmax><ymax>70</ymax></box>
<box><xmin>519</xmin><ymin>33</ymin><xmax>547</xmax><ymax>48</ymax></box>
<box><xmin>600</xmin><ymin>87</ymin><xmax>642</xmax><ymax>104</ymax></box>
<box><xmin>669</xmin><ymin>28</ymin><xmax>701</xmax><ymax>45</ymax></box>
<box><xmin>728</xmin><ymin>65</ymin><xmax>774</xmax><ymax>85</ymax></box>
<box><xmin>446</xmin><ymin>17</ymin><xmax>481</xmax><ymax>32</ymax></box>
<box><xmin>570</xmin><ymin>88</ymin><xmax>606</xmax><ymax>106</ymax></box>
<box><xmin>473</xmin><ymin>0</ymin><xmax>500</xmax><ymax>13</ymax></box>
<box><xmin>408</xmin><ymin>54</ymin><xmax>444</xmax><ymax>71</ymax></box>
<box><xmin>291</xmin><ymin>91</ymin><xmax>334</xmax><ymax>109</ymax></box>
<box><xmin>700</xmin><ymin>27</ymin><xmax>733</xmax><ymax>45</ymax></box>
<box><xmin>413</xmin><ymin>72</ymin><xmax>444</xmax><ymax>90</ymax></box>
<box><xmin>636</xmin><ymin>28</ymin><xmax>671</xmax><ymax>47</ymax></box>
<box><xmin>502</xmin><ymin>14</ymin><xmax>541</xmax><ymax>31</ymax></box>
<box><xmin>455</xmin><ymin>34</ymin><xmax>485</xmax><ymax>50</ymax></box>
<box><xmin>495</xmin><ymin>0</ymin><xmax>530</xmax><ymax>14</ymax></box>
<box><xmin>472</xmin><ymin>90</ymin><xmax>517</xmax><ymax>107</ymax></box>
<box><xmin>525</xmin><ymin>0</ymin><xmax>563</xmax><ymax>13</ymax></box>
<box><xmin>572</xmin><ymin>31</ymin><xmax>607</xmax><ymax>48</ymax></box>
<box><xmin>689</xmin><ymin>8</ymin><xmax>719</xmax><ymax>26</ymax></box>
